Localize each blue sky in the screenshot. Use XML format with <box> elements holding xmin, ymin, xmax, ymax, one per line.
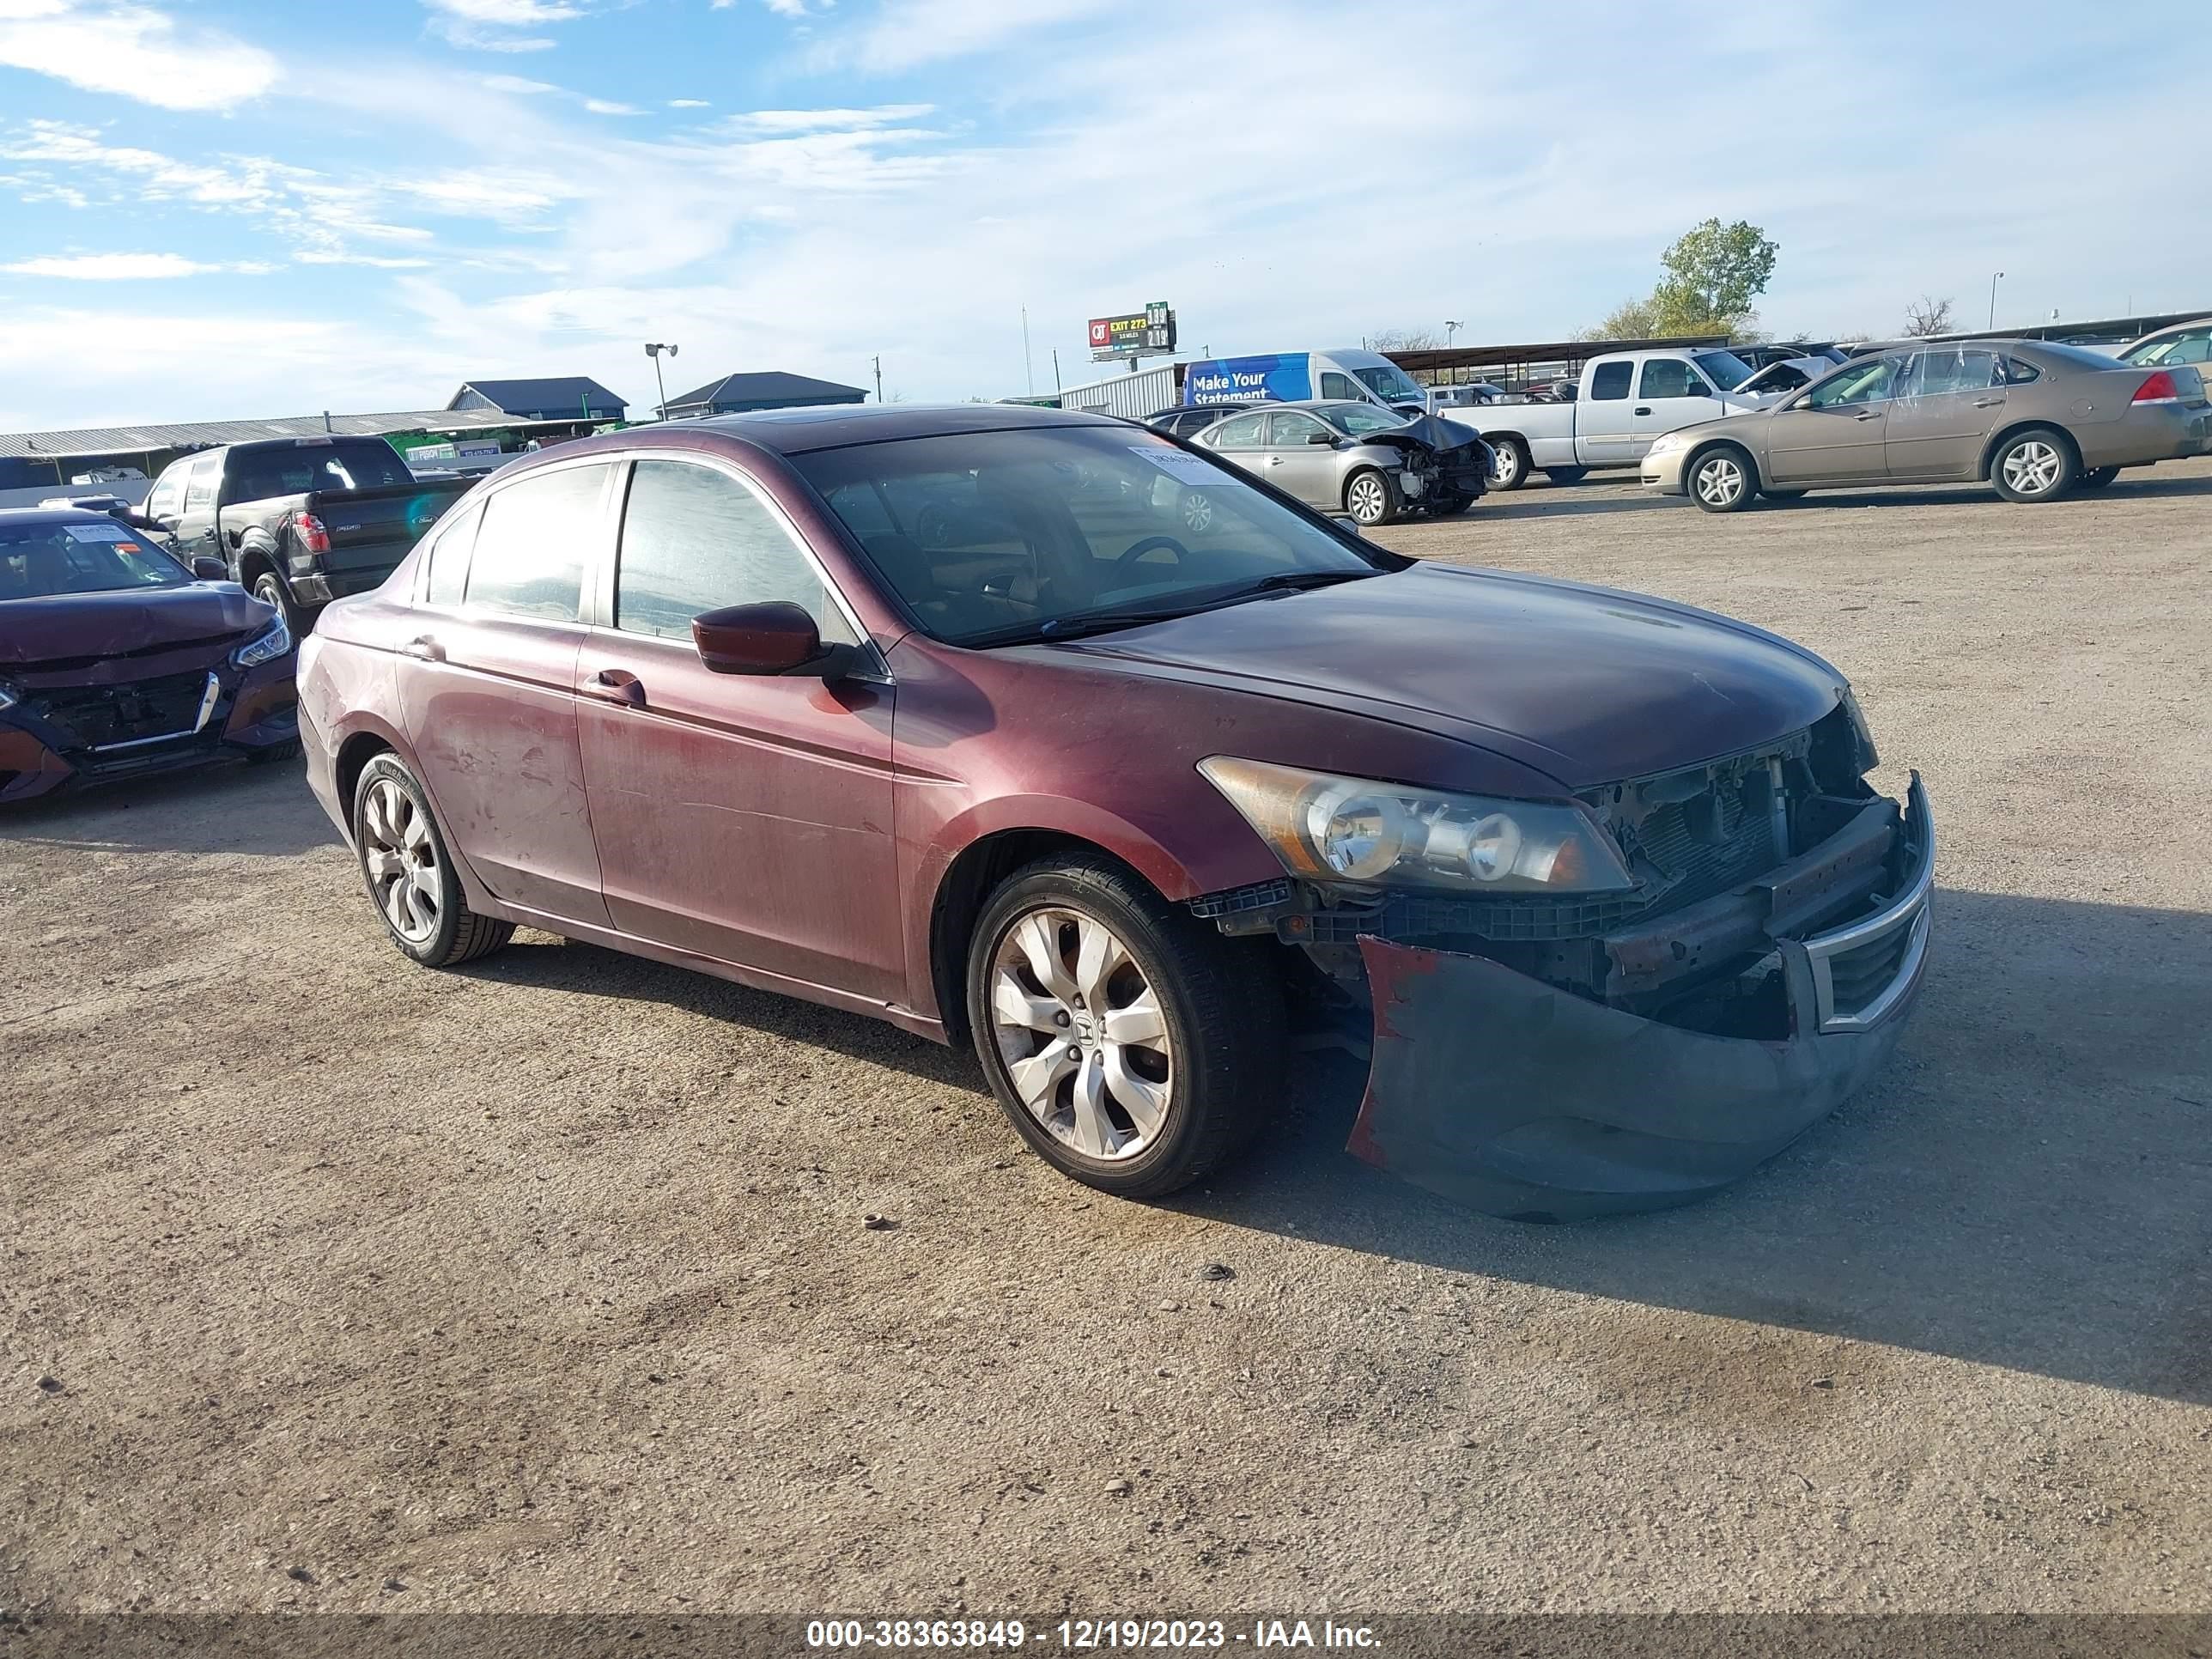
<box><xmin>2</xmin><ymin>0</ymin><xmax>2209</xmax><ymax>429</ymax></box>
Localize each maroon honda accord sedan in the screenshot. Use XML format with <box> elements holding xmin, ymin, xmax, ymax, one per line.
<box><xmin>297</xmin><ymin>405</ymin><xmax>1932</xmax><ymax>1219</ymax></box>
<box><xmin>1</xmin><ymin>507</ymin><xmax>298</xmax><ymax>801</ymax></box>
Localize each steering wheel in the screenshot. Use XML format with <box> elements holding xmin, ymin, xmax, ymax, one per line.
<box><xmin>1113</xmin><ymin>534</ymin><xmax>1192</xmax><ymax>571</ymax></box>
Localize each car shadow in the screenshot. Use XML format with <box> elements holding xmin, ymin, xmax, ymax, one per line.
<box><xmin>0</xmin><ymin>755</ymin><xmax>340</xmax><ymax>858</ymax></box>
<box><xmin>1173</xmin><ymin>885</ymin><xmax>2212</xmax><ymax>1407</ymax></box>
<box><xmin>1458</xmin><ymin>489</ymin><xmax>1678</xmax><ymax>524</ymax></box>
<box><xmin>1760</xmin><ymin>471</ymin><xmax>2212</xmax><ymax>512</ymax></box>
<box><xmin>461</xmin><ymin>885</ymin><xmax>2211</xmax><ymax>1408</ymax></box>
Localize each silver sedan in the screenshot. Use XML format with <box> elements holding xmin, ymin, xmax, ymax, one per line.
<box><xmin>1190</xmin><ymin>401</ymin><xmax>1484</xmax><ymax>526</ymax></box>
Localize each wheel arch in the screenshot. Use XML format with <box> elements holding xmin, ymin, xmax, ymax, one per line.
<box><xmin>1685</xmin><ymin>437</ymin><xmax>1761</xmax><ymax>495</ymax></box>
<box><xmin>233</xmin><ymin>534</ymin><xmax>283</xmax><ymax>587</ymax></box>
<box><xmin>1978</xmin><ymin>418</ymin><xmax>2080</xmax><ymax>482</ymax></box>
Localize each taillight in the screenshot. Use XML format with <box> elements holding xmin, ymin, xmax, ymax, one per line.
<box><xmin>291</xmin><ymin>510</ymin><xmax>331</xmax><ymax>553</ymax></box>
<box><xmin>2131</xmin><ymin>369</ymin><xmax>2180</xmax><ymax>405</ymax></box>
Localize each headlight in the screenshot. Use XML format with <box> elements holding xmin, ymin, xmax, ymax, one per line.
<box><xmin>231</xmin><ymin>614</ymin><xmax>292</xmax><ymax>669</ymax></box>
<box><xmin>1198</xmin><ymin>757</ymin><xmax>1636</xmax><ymax>896</ymax></box>
<box><xmin>0</xmin><ymin>681</ymin><xmax>17</xmax><ymax>711</ymax></box>
<box><xmin>1646</xmin><ymin>430</ymin><xmax>1691</xmax><ymax>457</ymax></box>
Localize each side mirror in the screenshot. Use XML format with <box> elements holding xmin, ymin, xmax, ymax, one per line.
<box><xmin>693</xmin><ymin>600</ymin><xmax>857</xmax><ymax>679</ymax></box>
<box><xmin>1330</xmin><ymin>514</ymin><xmax>1364</xmax><ymax>537</ymax></box>
<box><xmin>1307</xmin><ymin>432</ymin><xmax>1337</xmax><ymax>446</ymax></box>
<box><xmin>191</xmin><ymin>556</ymin><xmax>228</xmax><ymax>581</ymax></box>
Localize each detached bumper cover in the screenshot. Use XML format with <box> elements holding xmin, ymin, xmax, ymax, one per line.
<box><xmin>1348</xmin><ymin>775</ymin><xmax>1933</xmax><ymax>1220</ymax></box>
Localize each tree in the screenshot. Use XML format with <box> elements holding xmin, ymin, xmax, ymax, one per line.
<box><xmin>1583</xmin><ymin>218</ymin><xmax>1780</xmax><ymax>339</ymax></box>
<box><xmin>1365</xmin><ymin>326</ymin><xmax>1443</xmax><ymax>352</ymax></box>
<box><xmin>1651</xmin><ymin>218</ymin><xmax>1779</xmax><ymax>335</ymax></box>
<box><xmin>1904</xmin><ymin>295</ymin><xmax>1954</xmax><ymax>337</ymax></box>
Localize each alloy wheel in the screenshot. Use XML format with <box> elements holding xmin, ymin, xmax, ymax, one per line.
<box><xmin>1181</xmin><ymin>491</ymin><xmax>1214</xmax><ymax>532</ymax></box>
<box><xmin>988</xmin><ymin>907</ymin><xmax>1172</xmax><ymax>1162</ymax></box>
<box><xmin>1695</xmin><ymin>453</ymin><xmax>1747</xmax><ymax>508</ymax></box>
<box><xmin>1347</xmin><ymin>472</ymin><xmax>1389</xmax><ymax>525</ymax></box>
<box><xmin>362</xmin><ymin>777</ymin><xmax>441</xmax><ymax>944</ymax></box>
<box><xmin>1488</xmin><ymin>443</ymin><xmax>1522</xmax><ymax>488</ymax></box>
<box><xmin>2002</xmin><ymin>440</ymin><xmax>2063</xmax><ymax>496</ymax></box>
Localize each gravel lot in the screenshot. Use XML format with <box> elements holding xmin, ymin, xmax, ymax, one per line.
<box><xmin>4</xmin><ymin>460</ymin><xmax>2209</xmax><ymax>1621</ymax></box>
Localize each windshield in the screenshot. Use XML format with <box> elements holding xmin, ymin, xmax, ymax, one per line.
<box><xmin>1695</xmin><ymin>349</ymin><xmax>1756</xmax><ymax>390</ymax></box>
<box><xmin>1314</xmin><ymin>402</ymin><xmax>1407</xmax><ymax>435</ymax></box>
<box><xmin>1353</xmin><ymin>364</ymin><xmax>1425</xmax><ymax>404</ymax></box>
<box><xmin>0</xmin><ymin>518</ymin><xmax>189</xmax><ymax>599</ymax></box>
<box><xmin>792</xmin><ymin>424</ymin><xmax>1382</xmax><ymax>647</ymax></box>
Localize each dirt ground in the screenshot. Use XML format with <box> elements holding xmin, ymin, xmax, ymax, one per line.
<box><xmin>4</xmin><ymin>459</ymin><xmax>2209</xmax><ymax>1622</ymax></box>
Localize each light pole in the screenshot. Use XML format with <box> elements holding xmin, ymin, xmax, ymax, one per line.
<box><xmin>644</xmin><ymin>342</ymin><xmax>678</xmax><ymax>418</ymax></box>
<box><xmin>1987</xmin><ymin>272</ymin><xmax>2003</xmax><ymax>330</ymax></box>
<box><xmin>1444</xmin><ymin>319</ymin><xmax>1462</xmax><ymax>346</ymax></box>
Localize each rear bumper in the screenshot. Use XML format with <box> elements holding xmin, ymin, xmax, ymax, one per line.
<box><xmin>1347</xmin><ymin>774</ymin><xmax>1933</xmax><ymax>1221</ymax></box>
<box><xmin>285</xmin><ymin>546</ymin><xmax>405</xmax><ymax>606</ymax></box>
<box><xmin>2076</xmin><ymin>401</ymin><xmax>2212</xmax><ymax>468</ymax></box>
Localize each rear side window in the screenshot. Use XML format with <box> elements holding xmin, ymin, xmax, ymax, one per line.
<box><xmin>465</xmin><ymin>463</ymin><xmax>611</xmax><ymax>622</ymax></box>
<box><xmin>614</xmin><ymin>459</ymin><xmax>856</xmax><ymax>645</ymax></box>
<box><xmin>424</xmin><ymin>501</ymin><xmax>483</xmax><ymax>606</ymax></box>
<box><xmin>1589</xmin><ymin>362</ymin><xmax>1634</xmax><ymax>400</ymax></box>
<box><xmin>2001</xmin><ymin>356</ymin><xmax>2041</xmax><ymax>385</ymax></box>
<box><xmin>1206</xmin><ymin>411</ymin><xmax>1268</xmax><ymax>448</ymax></box>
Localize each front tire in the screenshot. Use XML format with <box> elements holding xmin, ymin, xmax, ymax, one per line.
<box><xmin>1688</xmin><ymin>446</ymin><xmax>1758</xmax><ymax>513</ymax></box>
<box><xmin>1344</xmin><ymin>467</ymin><xmax>1398</xmax><ymax>526</ymax></box>
<box><xmin>966</xmin><ymin>855</ymin><xmax>1283</xmax><ymax>1200</ymax></box>
<box><xmin>352</xmin><ymin>754</ymin><xmax>514</xmax><ymax>968</ymax></box>
<box><xmin>250</xmin><ymin>569</ymin><xmax>306</xmax><ymax>641</ymax></box>
<box><xmin>1990</xmin><ymin>428</ymin><xmax>2075</xmax><ymax>502</ymax></box>
<box><xmin>1486</xmin><ymin>436</ymin><xmax>1531</xmax><ymax>490</ymax></box>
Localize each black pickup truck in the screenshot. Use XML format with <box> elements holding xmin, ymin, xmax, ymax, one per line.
<box><xmin>142</xmin><ymin>437</ymin><xmax>470</xmax><ymax>631</ymax></box>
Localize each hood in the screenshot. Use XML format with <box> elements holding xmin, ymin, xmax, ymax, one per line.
<box><xmin>1055</xmin><ymin>562</ymin><xmax>1843</xmax><ymax>789</ymax></box>
<box><xmin>1358</xmin><ymin>413</ymin><xmax>1481</xmax><ymax>456</ymax></box>
<box><xmin>0</xmin><ymin>581</ymin><xmax>270</xmax><ymax>670</ymax></box>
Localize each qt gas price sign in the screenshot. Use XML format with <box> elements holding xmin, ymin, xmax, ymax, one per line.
<box><xmin>1088</xmin><ymin>301</ymin><xmax>1176</xmax><ymax>360</ymax></box>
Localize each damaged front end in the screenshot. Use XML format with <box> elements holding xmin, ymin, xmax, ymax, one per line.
<box><xmin>1353</xmin><ymin>415</ymin><xmax>1490</xmax><ymax>510</ymax></box>
<box><xmin>1193</xmin><ymin>707</ymin><xmax>1933</xmax><ymax>1219</ymax></box>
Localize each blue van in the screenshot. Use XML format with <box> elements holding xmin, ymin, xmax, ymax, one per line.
<box><xmin>1182</xmin><ymin>348</ymin><xmax>1429</xmax><ymax>413</ymax></box>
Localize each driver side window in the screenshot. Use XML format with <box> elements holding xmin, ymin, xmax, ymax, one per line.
<box><xmin>1267</xmin><ymin>411</ymin><xmax>1328</xmax><ymax>446</ymax></box>
<box><xmin>1802</xmin><ymin>358</ymin><xmax>1900</xmax><ymax>409</ymax></box>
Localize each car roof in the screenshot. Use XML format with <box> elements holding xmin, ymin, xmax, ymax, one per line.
<box><xmin>0</xmin><ymin>506</ymin><xmax>119</xmax><ymax>526</ymax></box>
<box><xmin>665</xmin><ymin>401</ymin><xmax>1128</xmax><ymax>456</ymax></box>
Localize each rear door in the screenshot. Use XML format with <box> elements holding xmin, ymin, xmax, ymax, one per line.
<box><xmin>1194</xmin><ymin>409</ymin><xmax>1270</xmax><ymax>481</ymax></box>
<box><xmin>574</xmin><ymin>455</ymin><xmax>901</xmax><ymax>998</ymax></box>
<box><xmin>1631</xmin><ymin>357</ymin><xmax>1730</xmax><ymax>456</ymax></box>
<box><xmin>1762</xmin><ymin>355</ymin><xmax>1902</xmax><ymax>484</ymax></box>
<box><xmin>169</xmin><ymin>452</ymin><xmax>226</xmax><ymax>565</ymax></box>
<box><xmin>1257</xmin><ymin>409</ymin><xmax>1340</xmax><ymax>506</ymax></box>
<box><xmin>1883</xmin><ymin>347</ymin><xmax>2008</xmax><ymax>480</ymax></box>
<box><xmin>395</xmin><ymin>458</ymin><xmax>617</xmax><ymax>927</ymax></box>
<box><xmin>1574</xmin><ymin>359</ymin><xmax>1638</xmax><ymax>462</ymax></box>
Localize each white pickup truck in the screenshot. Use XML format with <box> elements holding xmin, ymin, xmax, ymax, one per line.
<box><xmin>1443</xmin><ymin>345</ymin><xmax>1772</xmax><ymax>488</ymax></box>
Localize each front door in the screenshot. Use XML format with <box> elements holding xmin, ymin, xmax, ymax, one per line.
<box><xmin>167</xmin><ymin>453</ymin><xmax>225</xmax><ymax>567</ymax></box>
<box><xmin>1762</xmin><ymin>354</ymin><xmax>1902</xmax><ymax>485</ymax></box>
<box><xmin>1630</xmin><ymin>357</ymin><xmax>1729</xmax><ymax>458</ymax></box>
<box><xmin>574</xmin><ymin>455</ymin><xmax>902</xmax><ymax>1000</ymax></box>
<box><xmin>395</xmin><ymin>458</ymin><xmax>617</xmax><ymax>927</ymax></box>
<box><xmin>1884</xmin><ymin>346</ymin><xmax>2008</xmax><ymax>480</ymax></box>
<box><xmin>1257</xmin><ymin>409</ymin><xmax>1340</xmax><ymax>507</ymax></box>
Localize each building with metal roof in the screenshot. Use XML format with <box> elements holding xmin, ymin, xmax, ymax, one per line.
<box><xmin>448</xmin><ymin>377</ymin><xmax>629</xmax><ymax>422</ymax></box>
<box><xmin>659</xmin><ymin>370</ymin><xmax>866</xmax><ymax>420</ymax></box>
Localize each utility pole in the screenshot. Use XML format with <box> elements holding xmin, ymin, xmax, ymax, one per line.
<box><xmin>644</xmin><ymin>342</ymin><xmax>678</xmax><ymax>418</ymax></box>
<box><xmin>1051</xmin><ymin>349</ymin><xmax>1061</xmax><ymax>396</ymax></box>
<box><xmin>1987</xmin><ymin>271</ymin><xmax>2003</xmax><ymax>330</ymax></box>
<box><xmin>1020</xmin><ymin>306</ymin><xmax>1034</xmax><ymax>397</ymax></box>
<box><xmin>872</xmin><ymin>355</ymin><xmax>884</xmax><ymax>402</ymax></box>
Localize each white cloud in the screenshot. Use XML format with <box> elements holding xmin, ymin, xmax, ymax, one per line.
<box><xmin>479</xmin><ymin>72</ymin><xmax>559</xmax><ymax>94</ymax></box>
<box><xmin>762</xmin><ymin>0</ymin><xmax>830</xmax><ymax>15</ymax></box>
<box><xmin>811</xmin><ymin>0</ymin><xmax>1108</xmax><ymax>73</ymax></box>
<box><xmin>422</xmin><ymin>0</ymin><xmax>580</xmax><ymax>52</ymax></box>
<box><xmin>718</xmin><ymin>104</ymin><xmax>933</xmax><ymax>133</ymax></box>
<box><xmin>583</xmin><ymin>98</ymin><xmax>644</xmax><ymax>116</ymax></box>
<box><xmin>667</xmin><ymin>99</ymin><xmax>710</xmax><ymax>109</ymax></box>
<box><xmin>2</xmin><ymin>252</ymin><xmax>272</xmax><ymax>278</ymax></box>
<box><xmin>0</xmin><ymin>0</ymin><xmax>276</xmax><ymax>111</ymax></box>
<box><xmin>295</xmin><ymin>251</ymin><xmax>435</xmax><ymax>270</ymax></box>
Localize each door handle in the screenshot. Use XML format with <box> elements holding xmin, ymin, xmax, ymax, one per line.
<box><xmin>1972</xmin><ymin>397</ymin><xmax>2006</xmax><ymax>408</ymax></box>
<box><xmin>403</xmin><ymin>635</ymin><xmax>444</xmax><ymax>662</ymax></box>
<box><xmin>1634</xmin><ymin>406</ymin><xmax>1652</xmax><ymax>416</ymax></box>
<box><xmin>585</xmin><ymin>668</ymin><xmax>645</xmax><ymax>707</ymax></box>
<box><xmin>1264</xmin><ymin>456</ymin><xmax>1284</xmax><ymax>465</ymax></box>
<box><xmin>1852</xmin><ymin>411</ymin><xmax>1882</xmax><ymax>421</ymax></box>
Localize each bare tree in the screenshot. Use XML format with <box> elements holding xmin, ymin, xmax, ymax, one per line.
<box><xmin>1904</xmin><ymin>295</ymin><xmax>1955</xmax><ymax>337</ymax></box>
<box><xmin>1366</xmin><ymin>326</ymin><xmax>1443</xmax><ymax>352</ymax></box>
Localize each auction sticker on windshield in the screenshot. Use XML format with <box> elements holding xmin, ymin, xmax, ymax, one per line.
<box><xmin>1128</xmin><ymin>445</ymin><xmax>1222</xmax><ymax>487</ymax></box>
<box><xmin>62</xmin><ymin>521</ymin><xmax>133</xmax><ymax>542</ymax></box>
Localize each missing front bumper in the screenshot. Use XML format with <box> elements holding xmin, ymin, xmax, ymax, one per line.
<box><xmin>1346</xmin><ymin>775</ymin><xmax>1933</xmax><ymax>1221</ymax></box>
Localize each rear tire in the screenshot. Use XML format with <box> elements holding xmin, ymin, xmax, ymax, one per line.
<box><xmin>965</xmin><ymin>854</ymin><xmax>1283</xmax><ymax>1200</ymax></box>
<box><xmin>2078</xmin><ymin>465</ymin><xmax>2119</xmax><ymax>490</ymax></box>
<box><xmin>1486</xmin><ymin>436</ymin><xmax>1531</xmax><ymax>490</ymax></box>
<box><xmin>1543</xmin><ymin>465</ymin><xmax>1589</xmax><ymax>485</ymax></box>
<box><xmin>1687</xmin><ymin>446</ymin><xmax>1758</xmax><ymax>513</ymax></box>
<box><xmin>1989</xmin><ymin>427</ymin><xmax>2075</xmax><ymax>502</ymax></box>
<box><xmin>351</xmin><ymin>754</ymin><xmax>514</xmax><ymax>969</ymax></box>
<box><xmin>250</xmin><ymin>569</ymin><xmax>306</xmax><ymax>641</ymax></box>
